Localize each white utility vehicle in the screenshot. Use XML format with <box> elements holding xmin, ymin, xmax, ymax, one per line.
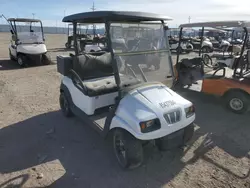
<box><xmin>7</xmin><ymin>18</ymin><xmax>51</xmax><ymax>67</ymax></box>
<box><xmin>169</xmin><ymin>37</ymin><xmax>194</xmax><ymax>53</ymax></box>
<box><xmin>57</xmin><ymin>11</ymin><xmax>195</xmax><ymax>169</ymax></box>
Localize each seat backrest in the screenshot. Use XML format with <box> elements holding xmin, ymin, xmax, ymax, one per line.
<box><xmin>73</xmin><ymin>52</ymin><xmax>114</xmax><ymax>80</ymax></box>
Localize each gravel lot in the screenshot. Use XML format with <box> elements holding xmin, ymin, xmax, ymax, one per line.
<box><xmin>0</xmin><ymin>32</ymin><xmax>250</xmax><ymax>188</ymax></box>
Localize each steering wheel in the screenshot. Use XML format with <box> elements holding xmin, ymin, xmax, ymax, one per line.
<box><xmin>70</xmin><ymin>69</ymin><xmax>87</xmax><ymax>92</ymax></box>
<box><xmin>212</xmin><ymin>67</ymin><xmax>226</xmax><ymax>77</ymax></box>
<box><xmin>202</xmin><ymin>54</ymin><xmax>213</xmax><ymax>68</ymax></box>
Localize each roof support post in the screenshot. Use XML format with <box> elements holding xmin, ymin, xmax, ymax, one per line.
<box><xmin>176</xmin><ymin>27</ymin><xmax>183</xmax><ymax>65</ymax></box>
<box><xmin>199</xmin><ymin>27</ymin><xmax>204</xmax><ymax>56</ymax></box>
<box><xmin>73</xmin><ymin>22</ymin><xmax>79</xmax><ymax>56</ymax></box>
<box><xmin>105</xmin><ymin>21</ymin><xmax>122</xmax><ymax>99</ymax></box>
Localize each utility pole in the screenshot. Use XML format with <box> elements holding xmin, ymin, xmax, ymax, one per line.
<box><xmin>188</xmin><ymin>16</ymin><xmax>191</xmax><ymax>23</ymax></box>
<box><xmin>32</xmin><ymin>13</ymin><xmax>35</xmax><ymax>19</ymax></box>
<box><xmin>90</xmin><ymin>2</ymin><xmax>96</xmax><ymax>36</ymax></box>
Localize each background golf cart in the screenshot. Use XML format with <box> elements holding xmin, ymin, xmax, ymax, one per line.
<box><xmin>168</xmin><ymin>28</ymin><xmax>194</xmax><ymax>54</ymax></box>
<box><xmin>202</xmin><ymin>28</ymin><xmax>231</xmax><ymax>52</ymax></box>
<box><xmin>110</xmin><ymin>23</ymin><xmax>166</xmax><ymax>70</ymax></box>
<box><xmin>65</xmin><ymin>23</ymin><xmax>105</xmax><ymax>52</ymax></box>
<box><xmin>174</xmin><ymin>20</ymin><xmax>250</xmax><ymax>114</ymax></box>
<box><xmin>57</xmin><ymin>11</ymin><xmax>195</xmax><ymax>169</ymax></box>
<box><xmin>200</xmin><ymin>27</ymin><xmax>247</xmax><ymax>69</ymax></box>
<box><xmin>7</xmin><ymin>18</ymin><xmax>51</xmax><ymax>67</ymax></box>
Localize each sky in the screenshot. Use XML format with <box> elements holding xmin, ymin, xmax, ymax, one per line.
<box><xmin>1</xmin><ymin>0</ymin><xmax>250</xmax><ymax>27</ymax></box>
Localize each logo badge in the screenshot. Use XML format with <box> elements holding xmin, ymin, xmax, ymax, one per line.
<box><xmin>159</xmin><ymin>100</ymin><xmax>176</xmax><ymax>108</ymax></box>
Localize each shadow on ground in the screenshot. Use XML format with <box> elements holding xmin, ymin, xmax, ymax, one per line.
<box><xmin>0</xmin><ymin>92</ymin><xmax>250</xmax><ymax>187</ymax></box>
<box><xmin>0</xmin><ymin>59</ymin><xmax>55</xmax><ymax>71</ymax></box>
<box><xmin>0</xmin><ymin>59</ymin><xmax>20</xmax><ymax>70</ymax></box>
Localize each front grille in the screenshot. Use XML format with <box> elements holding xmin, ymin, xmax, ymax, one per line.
<box><xmin>164</xmin><ymin>110</ymin><xmax>181</xmax><ymax>124</ymax></box>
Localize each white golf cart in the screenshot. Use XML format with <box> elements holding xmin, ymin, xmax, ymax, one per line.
<box><xmin>57</xmin><ymin>11</ymin><xmax>196</xmax><ymax>169</ymax></box>
<box><xmin>7</xmin><ymin>18</ymin><xmax>51</xmax><ymax>67</ymax></box>
<box><xmin>168</xmin><ymin>28</ymin><xmax>194</xmax><ymax>53</ymax></box>
<box><xmin>65</xmin><ymin>23</ymin><xmax>105</xmax><ymax>52</ymax></box>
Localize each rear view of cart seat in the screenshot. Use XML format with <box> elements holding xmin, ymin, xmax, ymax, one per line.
<box><xmin>74</xmin><ymin>52</ymin><xmax>140</xmax><ymax>96</ymax></box>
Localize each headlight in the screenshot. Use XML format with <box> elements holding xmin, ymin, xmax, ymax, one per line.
<box><xmin>140</xmin><ymin>118</ymin><xmax>161</xmax><ymax>133</ymax></box>
<box><xmin>185</xmin><ymin>104</ymin><xmax>195</xmax><ymax>118</ymax></box>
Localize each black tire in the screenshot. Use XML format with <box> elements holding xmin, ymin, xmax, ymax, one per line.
<box><xmin>17</xmin><ymin>54</ymin><xmax>26</xmax><ymax>67</ymax></box>
<box><xmin>59</xmin><ymin>92</ymin><xmax>73</xmax><ymax>117</ymax></box>
<box><xmin>224</xmin><ymin>91</ymin><xmax>249</xmax><ymax>114</ymax></box>
<box><xmin>42</xmin><ymin>54</ymin><xmax>52</xmax><ymax>65</ymax></box>
<box><xmin>113</xmin><ymin>129</ymin><xmax>143</xmax><ymax>169</ymax></box>
<box><xmin>65</xmin><ymin>42</ymin><xmax>71</xmax><ymax>49</ymax></box>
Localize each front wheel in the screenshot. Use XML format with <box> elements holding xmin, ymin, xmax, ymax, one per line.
<box><xmin>17</xmin><ymin>54</ymin><xmax>26</xmax><ymax>67</ymax></box>
<box><xmin>113</xmin><ymin>129</ymin><xmax>143</xmax><ymax>169</ymax></box>
<box><xmin>224</xmin><ymin>91</ymin><xmax>249</xmax><ymax>114</ymax></box>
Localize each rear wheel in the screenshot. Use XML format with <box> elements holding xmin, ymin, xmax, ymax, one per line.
<box><xmin>59</xmin><ymin>92</ymin><xmax>73</xmax><ymax>117</ymax></box>
<box><xmin>113</xmin><ymin>129</ymin><xmax>143</xmax><ymax>169</ymax></box>
<box><xmin>17</xmin><ymin>54</ymin><xmax>26</xmax><ymax>67</ymax></box>
<box><xmin>65</xmin><ymin>42</ymin><xmax>71</xmax><ymax>49</ymax></box>
<box><xmin>224</xmin><ymin>91</ymin><xmax>249</xmax><ymax>114</ymax></box>
<box><xmin>42</xmin><ymin>54</ymin><xmax>52</xmax><ymax>65</ymax></box>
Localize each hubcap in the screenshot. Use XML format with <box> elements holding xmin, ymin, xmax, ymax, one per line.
<box><xmin>17</xmin><ymin>57</ymin><xmax>23</xmax><ymax>65</ymax></box>
<box><xmin>230</xmin><ymin>98</ymin><xmax>243</xmax><ymax>111</ymax></box>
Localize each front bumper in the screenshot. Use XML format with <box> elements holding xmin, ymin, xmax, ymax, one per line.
<box><xmin>156</xmin><ymin>123</ymin><xmax>195</xmax><ymax>149</ymax></box>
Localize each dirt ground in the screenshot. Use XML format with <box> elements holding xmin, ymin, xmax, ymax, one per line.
<box><xmin>0</xmin><ymin>32</ymin><xmax>250</xmax><ymax>188</ymax></box>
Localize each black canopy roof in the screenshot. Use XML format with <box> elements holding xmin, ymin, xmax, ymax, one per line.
<box><xmin>7</xmin><ymin>18</ymin><xmax>41</xmax><ymax>22</ymax></box>
<box><xmin>62</xmin><ymin>11</ymin><xmax>172</xmax><ymax>23</ymax></box>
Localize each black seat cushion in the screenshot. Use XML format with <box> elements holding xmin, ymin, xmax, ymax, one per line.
<box><xmin>73</xmin><ymin>53</ymin><xmax>114</xmax><ymax>80</ymax></box>
<box><xmin>83</xmin><ymin>75</ymin><xmax>140</xmax><ymax>96</ymax></box>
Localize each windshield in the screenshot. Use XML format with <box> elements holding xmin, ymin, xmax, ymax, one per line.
<box><xmin>110</xmin><ymin>23</ymin><xmax>173</xmax><ymax>88</ymax></box>
<box><xmin>15</xmin><ymin>21</ymin><xmax>44</xmax><ymax>44</ymax></box>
